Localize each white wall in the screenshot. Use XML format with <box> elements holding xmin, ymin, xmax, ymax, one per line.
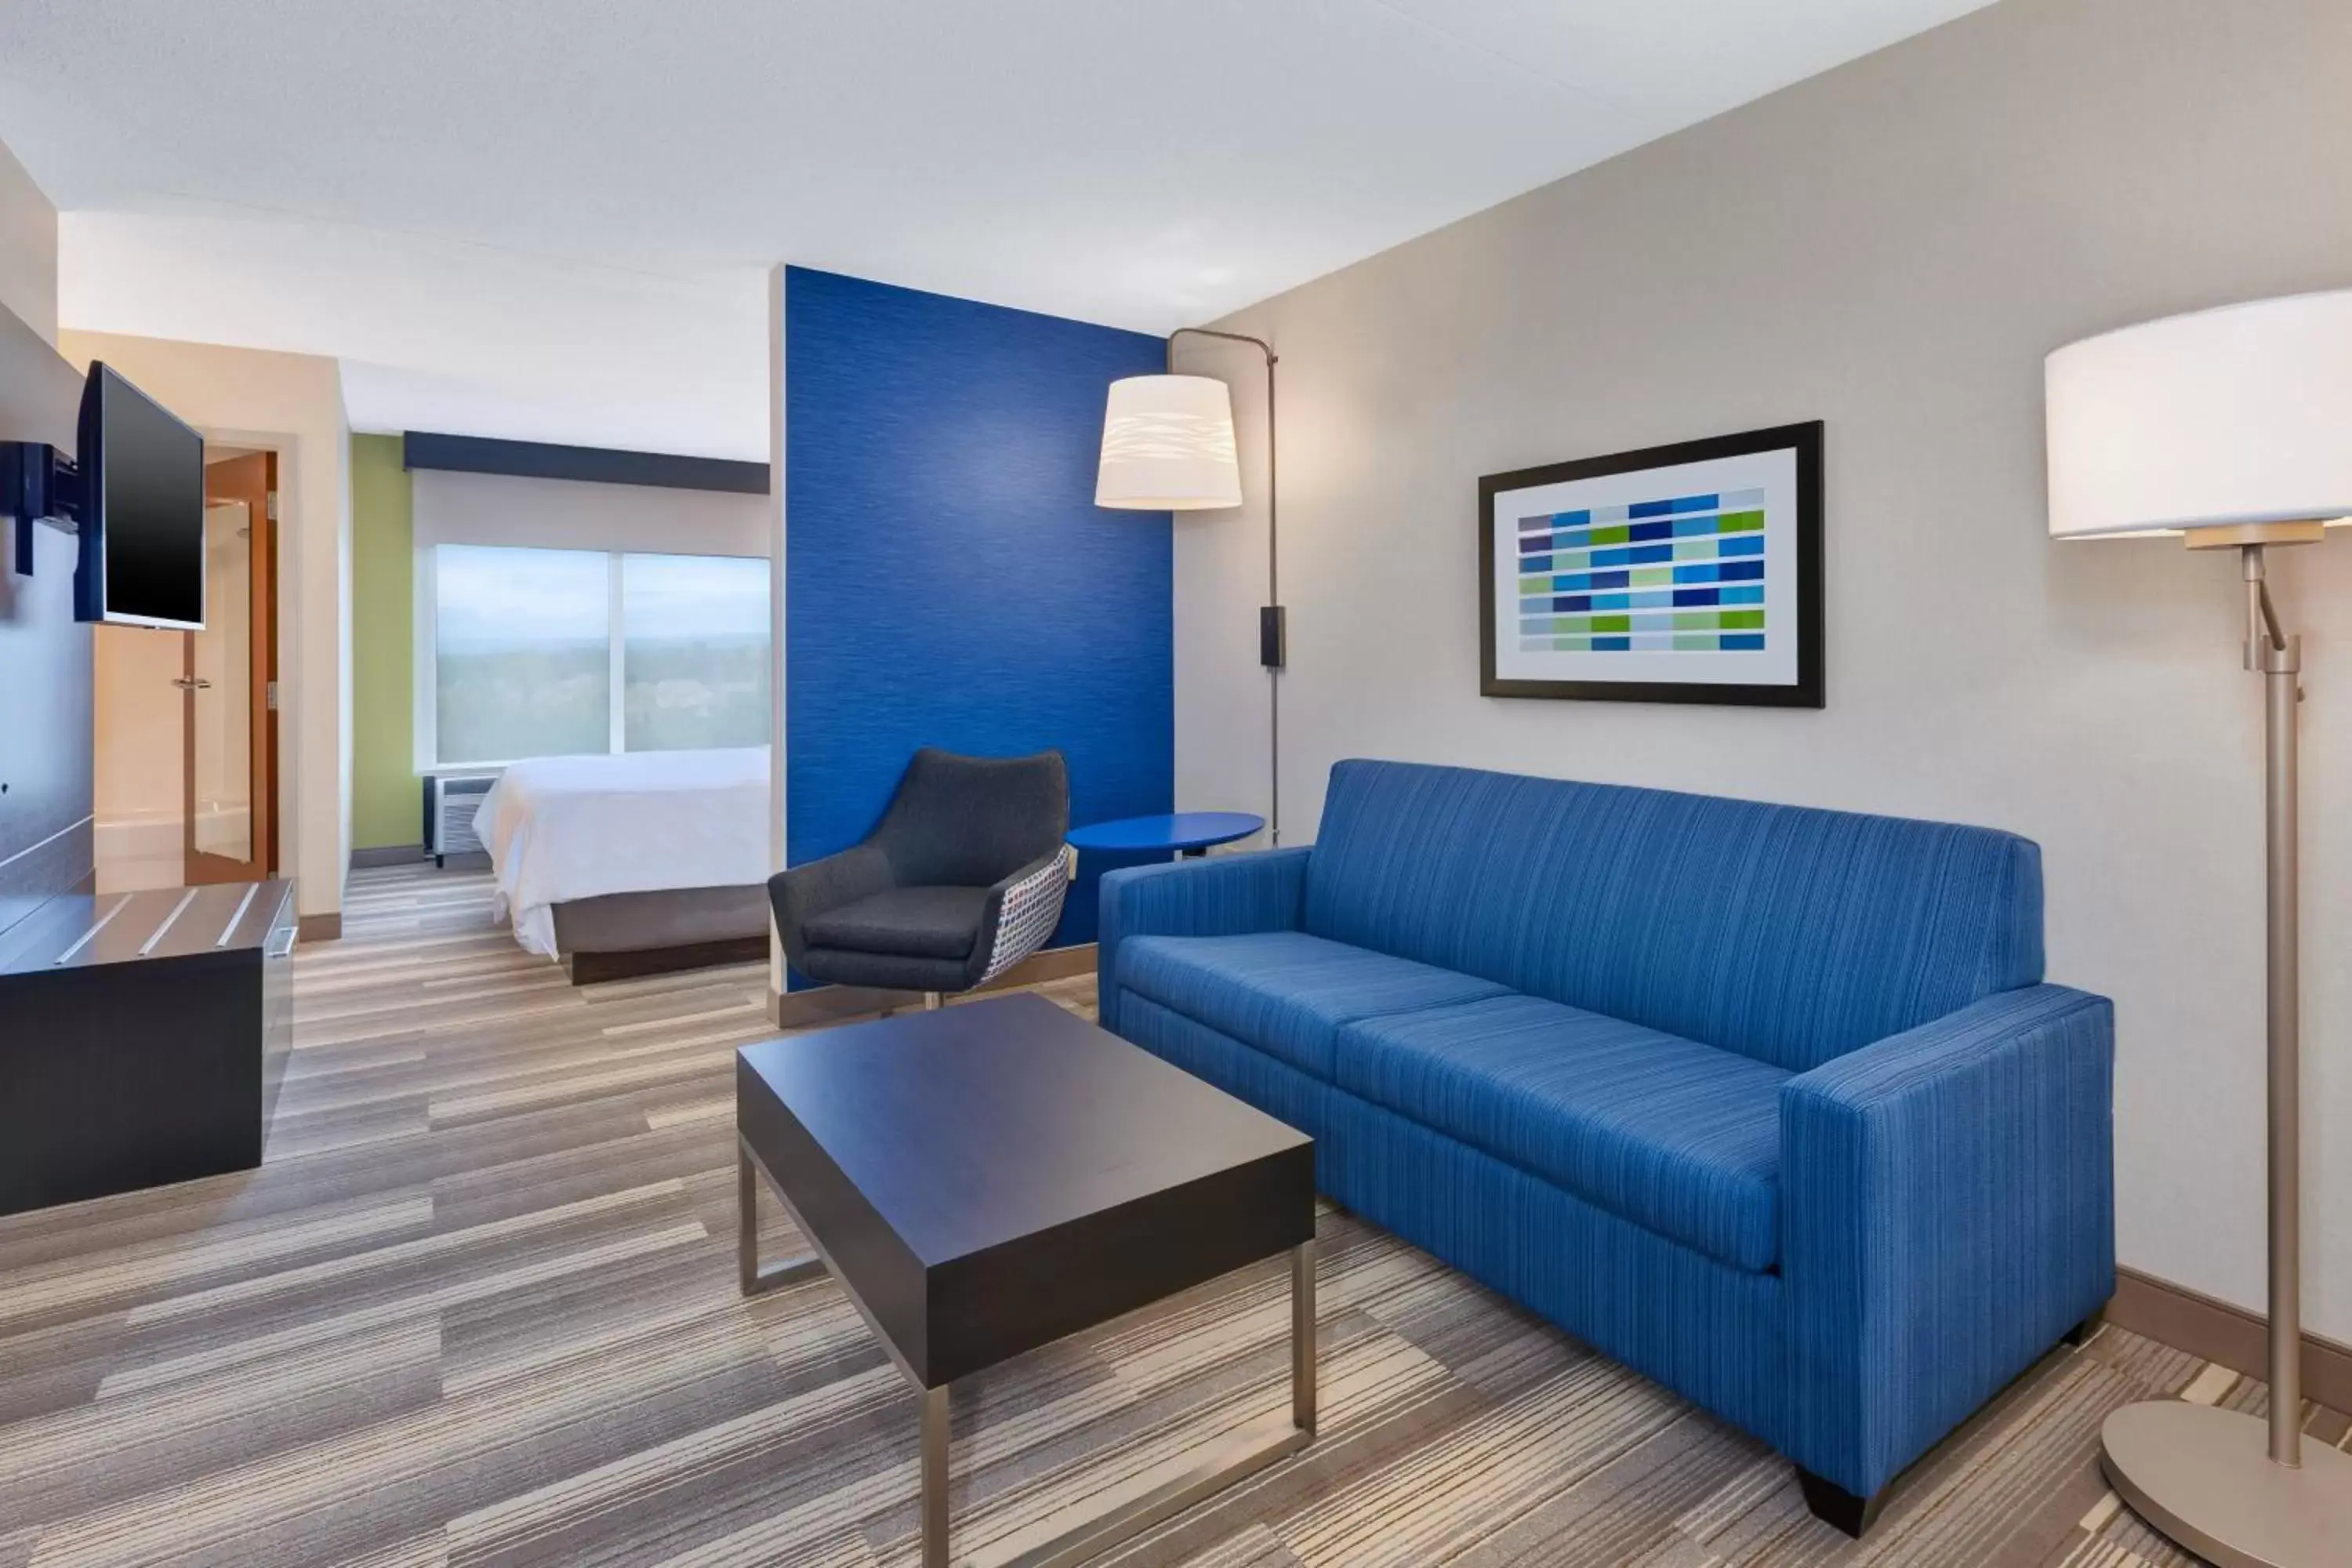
<box><xmin>0</xmin><ymin>138</ymin><xmax>88</xmax><ymax>941</ymax></box>
<box><xmin>765</xmin><ymin>264</ymin><xmax>788</xmax><ymax>995</ymax></box>
<box><xmin>59</xmin><ymin>332</ymin><xmax>352</xmax><ymax>924</ymax></box>
<box><xmin>1179</xmin><ymin>0</ymin><xmax>2352</xmax><ymax>1336</ymax></box>
<box><xmin>0</xmin><ymin>137</ymin><xmax>75</xmax><ymax>448</ymax></box>
<box><xmin>60</xmin><ymin>212</ymin><xmax>770</xmax><ymax>461</ymax></box>
<box><xmin>0</xmin><ymin>140</ymin><xmax>56</xmax><ymax>344</ymax></box>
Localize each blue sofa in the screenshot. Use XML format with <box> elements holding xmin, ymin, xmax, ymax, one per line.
<box><xmin>1098</xmin><ymin>759</ymin><xmax>2114</xmax><ymax>1532</ymax></box>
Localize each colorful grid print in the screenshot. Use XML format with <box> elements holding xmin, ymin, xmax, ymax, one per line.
<box><xmin>1514</xmin><ymin>486</ymin><xmax>1765</xmax><ymax>652</ymax></box>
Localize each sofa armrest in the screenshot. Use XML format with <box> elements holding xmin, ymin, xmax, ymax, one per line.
<box><xmin>1781</xmin><ymin>983</ymin><xmax>2114</xmax><ymax>1499</ymax></box>
<box><xmin>1095</xmin><ymin>848</ymin><xmax>1312</xmax><ymax>1034</ymax></box>
<box><xmin>767</xmin><ymin>844</ymin><xmax>894</xmax><ymax>968</ymax></box>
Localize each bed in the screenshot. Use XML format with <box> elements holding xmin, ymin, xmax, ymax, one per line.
<box><xmin>473</xmin><ymin>747</ymin><xmax>773</xmax><ymax>982</ymax></box>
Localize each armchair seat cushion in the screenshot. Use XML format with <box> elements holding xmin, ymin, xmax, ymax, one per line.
<box><xmin>1116</xmin><ymin>931</ymin><xmax>1508</xmax><ymax>1080</ymax></box>
<box><xmin>803</xmin><ymin>886</ymin><xmax>989</xmax><ymax>960</ymax></box>
<box><xmin>1334</xmin><ymin>993</ymin><xmax>1791</xmax><ymax>1272</ymax></box>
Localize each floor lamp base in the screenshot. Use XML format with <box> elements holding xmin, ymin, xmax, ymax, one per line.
<box><xmin>2101</xmin><ymin>1401</ymin><xmax>2352</xmax><ymax>1567</ymax></box>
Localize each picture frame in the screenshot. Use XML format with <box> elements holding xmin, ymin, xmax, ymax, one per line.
<box><xmin>1479</xmin><ymin>421</ymin><xmax>1824</xmax><ymax>707</ymax></box>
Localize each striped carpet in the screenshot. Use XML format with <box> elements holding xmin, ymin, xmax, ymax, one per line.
<box><xmin>0</xmin><ymin>862</ymin><xmax>2336</xmax><ymax>1567</ymax></box>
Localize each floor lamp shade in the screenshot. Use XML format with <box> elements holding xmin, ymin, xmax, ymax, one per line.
<box><xmin>1095</xmin><ymin>374</ymin><xmax>1243</xmax><ymax>510</ymax></box>
<box><xmin>2047</xmin><ymin>289</ymin><xmax>2352</xmax><ymax>537</ymax></box>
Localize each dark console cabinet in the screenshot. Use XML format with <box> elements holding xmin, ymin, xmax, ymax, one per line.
<box><xmin>0</xmin><ymin>880</ymin><xmax>295</xmax><ymax>1216</ymax></box>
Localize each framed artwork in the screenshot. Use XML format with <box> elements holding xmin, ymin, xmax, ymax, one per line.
<box><xmin>1479</xmin><ymin>421</ymin><xmax>1823</xmax><ymax>707</ymax></box>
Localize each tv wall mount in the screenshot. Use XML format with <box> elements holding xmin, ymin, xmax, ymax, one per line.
<box><xmin>2</xmin><ymin>441</ymin><xmax>82</xmax><ymax>576</ymax></box>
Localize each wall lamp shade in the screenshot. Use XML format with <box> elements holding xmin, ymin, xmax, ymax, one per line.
<box><xmin>2046</xmin><ymin>289</ymin><xmax>2352</xmax><ymax>538</ymax></box>
<box><xmin>1095</xmin><ymin>374</ymin><xmax>1243</xmax><ymax>510</ymax></box>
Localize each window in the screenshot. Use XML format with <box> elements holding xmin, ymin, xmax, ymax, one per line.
<box><xmin>622</xmin><ymin>553</ymin><xmax>771</xmax><ymax>753</ymax></box>
<box><xmin>434</xmin><ymin>546</ymin><xmax>611</xmax><ymax>766</ymax></box>
<box><xmin>425</xmin><ymin>545</ymin><xmax>770</xmax><ymax>767</ymax></box>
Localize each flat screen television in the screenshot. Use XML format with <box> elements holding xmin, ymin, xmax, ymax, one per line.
<box><xmin>73</xmin><ymin>362</ymin><xmax>205</xmax><ymax>630</ymax></box>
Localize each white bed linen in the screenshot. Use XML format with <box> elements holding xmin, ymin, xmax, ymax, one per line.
<box><xmin>474</xmin><ymin>747</ymin><xmax>771</xmax><ymax>957</ymax></box>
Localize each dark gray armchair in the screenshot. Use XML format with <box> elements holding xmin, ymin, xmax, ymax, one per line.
<box><xmin>769</xmin><ymin>748</ymin><xmax>1071</xmax><ymax>1004</ymax></box>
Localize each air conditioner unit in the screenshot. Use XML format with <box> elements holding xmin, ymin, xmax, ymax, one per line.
<box><xmin>425</xmin><ymin>773</ymin><xmax>499</xmax><ymax>867</ymax></box>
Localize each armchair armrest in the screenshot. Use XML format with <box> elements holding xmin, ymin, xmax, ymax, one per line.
<box><xmin>1095</xmin><ymin>847</ymin><xmax>1312</xmax><ymax>1034</ymax></box>
<box><xmin>767</xmin><ymin>844</ymin><xmax>894</xmax><ymax>968</ymax></box>
<box><xmin>971</xmin><ymin>848</ymin><xmax>1074</xmax><ymax>986</ymax></box>
<box><xmin>1781</xmin><ymin>983</ymin><xmax>2114</xmax><ymax>1499</ymax></box>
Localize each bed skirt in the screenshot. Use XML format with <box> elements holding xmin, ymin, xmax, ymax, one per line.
<box><xmin>552</xmin><ymin>885</ymin><xmax>770</xmax><ymax>983</ymax></box>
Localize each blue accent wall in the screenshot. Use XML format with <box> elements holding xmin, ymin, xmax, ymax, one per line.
<box><xmin>785</xmin><ymin>267</ymin><xmax>1172</xmax><ymax>958</ymax></box>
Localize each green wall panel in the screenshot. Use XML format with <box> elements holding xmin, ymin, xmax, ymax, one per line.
<box><xmin>350</xmin><ymin>434</ymin><xmax>418</xmax><ymax>850</ymax></box>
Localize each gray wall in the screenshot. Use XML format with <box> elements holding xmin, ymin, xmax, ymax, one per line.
<box><xmin>0</xmin><ymin>136</ymin><xmax>92</xmax><ymax>938</ymax></box>
<box><xmin>1178</xmin><ymin>0</ymin><xmax>2352</xmax><ymax>1334</ymax></box>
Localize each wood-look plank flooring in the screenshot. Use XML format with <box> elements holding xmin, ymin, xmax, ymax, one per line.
<box><xmin>1</xmin><ymin>862</ymin><xmax>2337</xmax><ymax>1566</ymax></box>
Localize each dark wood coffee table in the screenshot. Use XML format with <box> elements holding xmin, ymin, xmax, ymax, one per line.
<box><xmin>735</xmin><ymin>991</ymin><xmax>1317</xmax><ymax>1568</ymax></box>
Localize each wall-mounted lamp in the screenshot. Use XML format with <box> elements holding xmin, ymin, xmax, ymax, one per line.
<box><xmin>1096</xmin><ymin>330</ymin><xmax>1283</xmax><ymax>841</ymax></box>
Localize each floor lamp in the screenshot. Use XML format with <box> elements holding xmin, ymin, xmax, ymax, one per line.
<box><xmin>2046</xmin><ymin>289</ymin><xmax>2352</xmax><ymax>1568</ymax></box>
<box><xmin>1094</xmin><ymin>330</ymin><xmax>1283</xmax><ymax>844</ymax></box>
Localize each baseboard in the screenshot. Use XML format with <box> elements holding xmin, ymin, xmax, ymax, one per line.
<box><xmin>993</xmin><ymin>942</ymin><xmax>1098</xmax><ymax>986</ymax></box>
<box><xmin>767</xmin><ymin>942</ymin><xmax>1097</xmax><ymax>1028</ymax></box>
<box><xmin>350</xmin><ymin>845</ymin><xmax>427</xmax><ymax>869</ymax></box>
<box><xmin>2108</xmin><ymin>1265</ymin><xmax>2352</xmax><ymax>1414</ymax></box>
<box><xmin>296</xmin><ymin>912</ymin><xmax>343</xmax><ymax>943</ymax></box>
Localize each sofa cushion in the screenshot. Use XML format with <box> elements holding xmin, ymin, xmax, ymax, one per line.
<box><xmin>803</xmin><ymin>885</ymin><xmax>986</xmax><ymax>959</ymax></box>
<box><xmin>1334</xmin><ymin>992</ymin><xmax>1790</xmax><ymax>1272</ymax></box>
<box><xmin>1116</xmin><ymin>931</ymin><xmax>1508</xmax><ymax>1081</ymax></box>
<box><xmin>1301</xmin><ymin>759</ymin><xmax>2045</xmax><ymax>1073</ymax></box>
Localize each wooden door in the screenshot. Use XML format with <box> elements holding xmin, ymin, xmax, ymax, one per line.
<box><xmin>184</xmin><ymin>452</ymin><xmax>278</xmax><ymax>884</ymax></box>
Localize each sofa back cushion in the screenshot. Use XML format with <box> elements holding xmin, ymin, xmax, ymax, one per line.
<box><xmin>1301</xmin><ymin>760</ymin><xmax>2042</xmax><ymax>1073</ymax></box>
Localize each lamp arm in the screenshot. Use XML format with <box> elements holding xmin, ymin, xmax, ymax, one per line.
<box><xmin>1166</xmin><ymin>327</ymin><xmax>1278</xmax><ymax>604</ymax></box>
<box><xmin>2245</xmin><ymin>545</ymin><xmax>2288</xmax><ymax>652</ymax></box>
<box><xmin>1167</xmin><ymin>326</ymin><xmax>1275</xmax><ymax>360</ymax></box>
<box><xmin>1169</xmin><ymin>326</ymin><xmax>1283</xmax><ymax>846</ymax></box>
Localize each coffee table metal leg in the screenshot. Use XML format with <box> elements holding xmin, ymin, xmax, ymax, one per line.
<box><xmin>921</xmin><ymin>1385</ymin><xmax>951</xmax><ymax>1568</ymax></box>
<box><xmin>1292</xmin><ymin>1238</ymin><xmax>1316</xmax><ymax>1435</ymax></box>
<box><xmin>736</xmin><ymin>1139</ymin><xmax>826</xmax><ymax>1296</ymax></box>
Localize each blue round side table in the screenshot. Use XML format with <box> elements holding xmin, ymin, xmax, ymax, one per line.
<box><xmin>1066</xmin><ymin>811</ymin><xmax>1265</xmax><ymax>860</ymax></box>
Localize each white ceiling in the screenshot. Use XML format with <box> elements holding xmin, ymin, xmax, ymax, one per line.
<box><xmin>1</xmin><ymin>0</ymin><xmax>1994</xmax><ymax>459</ymax></box>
